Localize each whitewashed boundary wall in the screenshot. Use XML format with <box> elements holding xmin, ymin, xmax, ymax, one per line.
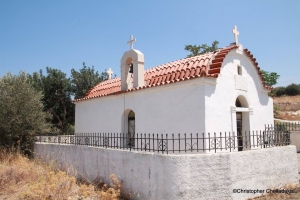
<box><xmin>34</xmin><ymin>144</ymin><xmax>298</xmax><ymax>200</ymax></box>
<box><xmin>290</xmin><ymin>132</ymin><xmax>300</xmax><ymax>152</ymax></box>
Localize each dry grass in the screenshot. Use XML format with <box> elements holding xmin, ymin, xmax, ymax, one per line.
<box><xmin>248</xmin><ymin>183</ymin><xmax>300</xmax><ymax>200</ymax></box>
<box><xmin>249</xmin><ymin>193</ymin><xmax>289</xmax><ymax>200</ymax></box>
<box><xmin>273</xmin><ymin>95</ymin><xmax>300</xmax><ymax>104</ymax></box>
<box><xmin>0</xmin><ymin>149</ymin><xmax>122</xmax><ymax>200</ymax></box>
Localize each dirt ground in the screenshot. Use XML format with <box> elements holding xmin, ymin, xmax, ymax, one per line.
<box><xmin>273</xmin><ymin>95</ymin><xmax>300</xmax><ymax>121</ymax></box>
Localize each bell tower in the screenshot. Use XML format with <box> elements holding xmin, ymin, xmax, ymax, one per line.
<box><xmin>120</xmin><ymin>35</ymin><xmax>145</xmax><ymax>91</ymax></box>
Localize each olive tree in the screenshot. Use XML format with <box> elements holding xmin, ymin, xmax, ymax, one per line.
<box><xmin>0</xmin><ymin>72</ymin><xmax>48</xmax><ymax>154</ymax></box>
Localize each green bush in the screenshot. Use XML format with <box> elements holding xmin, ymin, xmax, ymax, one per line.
<box><xmin>273</xmin><ymin>105</ymin><xmax>280</xmax><ymax>118</ymax></box>
<box><xmin>271</xmin><ymin>84</ymin><xmax>300</xmax><ymax>97</ymax></box>
<box><xmin>272</xmin><ymin>86</ymin><xmax>286</xmax><ymax>97</ymax></box>
<box><xmin>285</xmin><ymin>84</ymin><xmax>300</xmax><ymax>96</ymax></box>
<box><xmin>0</xmin><ymin>72</ymin><xmax>48</xmax><ymax>155</ymax></box>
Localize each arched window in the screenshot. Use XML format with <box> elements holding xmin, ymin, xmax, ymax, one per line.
<box><xmin>235</xmin><ymin>99</ymin><xmax>242</xmax><ymax>107</ymax></box>
<box><xmin>128</xmin><ymin>110</ymin><xmax>135</xmax><ymax>146</ymax></box>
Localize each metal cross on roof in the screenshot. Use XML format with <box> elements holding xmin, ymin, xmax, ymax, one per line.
<box><xmin>106</xmin><ymin>68</ymin><xmax>113</xmax><ymax>80</ymax></box>
<box><xmin>232</xmin><ymin>25</ymin><xmax>239</xmax><ymax>45</ymax></box>
<box><xmin>127</xmin><ymin>35</ymin><xmax>136</xmax><ymax>50</ymax></box>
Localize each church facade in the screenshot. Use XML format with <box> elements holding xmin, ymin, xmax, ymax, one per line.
<box><xmin>74</xmin><ymin>28</ymin><xmax>274</xmax><ymax>148</ymax></box>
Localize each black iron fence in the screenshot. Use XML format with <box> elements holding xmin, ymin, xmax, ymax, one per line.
<box><xmin>36</xmin><ymin>130</ymin><xmax>290</xmax><ymax>154</ymax></box>
<box><xmin>270</xmin><ymin>122</ymin><xmax>300</xmax><ymax>132</ymax></box>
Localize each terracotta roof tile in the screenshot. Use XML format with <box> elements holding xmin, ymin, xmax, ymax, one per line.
<box><xmin>74</xmin><ymin>45</ymin><xmax>271</xmax><ymax>102</ymax></box>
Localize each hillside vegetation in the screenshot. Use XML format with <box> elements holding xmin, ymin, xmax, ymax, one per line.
<box><xmin>273</xmin><ymin>95</ymin><xmax>300</xmax><ymax>121</ymax></box>
<box><xmin>0</xmin><ymin>149</ymin><xmax>122</xmax><ymax>200</ymax></box>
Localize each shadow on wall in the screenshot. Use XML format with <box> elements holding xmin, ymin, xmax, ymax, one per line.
<box><xmin>247</xmin><ymin>69</ymin><xmax>270</xmax><ymax>106</ymax></box>
<box><xmin>255</xmin><ymin>86</ymin><xmax>270</xmax><ymax>106</ymax></box>
<box><xmin>205</xmin><ymin>84</ymin><xmax>216</xmax><ymax>98</ymax></box>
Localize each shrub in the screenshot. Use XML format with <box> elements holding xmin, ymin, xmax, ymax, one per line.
<box><xmin>272</xmin><ymin>86</ymin><xmax>286</xmax><ymax>97</ymax></box>
<box><xmin>285</xmin><ymin>84</ymin><xmax>300</xmax><ymax>96</ymax></box>
<box><xmin>0</xmin><ymin>72</ymin><xmax>49</xmax><ymax>155</ymax></box>
<box><xmin>273</xmin><ymin>105</ymin><xmax>280</xmax><ymax>118</ymax></box>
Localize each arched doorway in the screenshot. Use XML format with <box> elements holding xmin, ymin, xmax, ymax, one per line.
<box><xmin>236</xmin><ymin>99</ymin><xmax>243</xmax><ymax>151</ymax></box>
<box><xmin>128</xmin><ymin>110</ymin><xmax>135</xmax><ymax>146</ymax></box>
<box><xmin>235</xmin><ymin>96</ymin><xmax>250</xmax><ymax>151</ymax></box>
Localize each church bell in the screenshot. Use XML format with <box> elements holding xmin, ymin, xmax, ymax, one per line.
<box><xmin>129</xmin><ymin>63</ymin><xmax>133</xmax><ymax>73</ymax></box>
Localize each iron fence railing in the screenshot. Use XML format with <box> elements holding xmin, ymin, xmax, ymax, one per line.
<box><xmin>269</xmin><ymin>122</ymin><xmax>300</xmax><ymax>132</ymax></box>
<box><xmin>36</xmin><ymin>130</ymin><xmax>290</xmax><ymax>154</ymax></box>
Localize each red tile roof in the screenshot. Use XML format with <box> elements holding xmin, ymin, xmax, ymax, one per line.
<box><xmin>74</xmin><ymin>45</ymin><xmax>271</xmax><ymax>102</ymax></box>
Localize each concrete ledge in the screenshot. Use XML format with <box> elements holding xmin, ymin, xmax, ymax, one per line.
<box><xmin>34</xmin><ymin>144</ymin><xmax>298</xmax><ymax>200</ymax></box>
<box><xmin>291</xmin><ymin>132</ymin><xmax>300</xmax><ymax>152</ymax></box>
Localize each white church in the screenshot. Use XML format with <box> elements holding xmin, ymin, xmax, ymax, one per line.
<box><xmin>73</xmin><ymin>26</ymin><xmax>274</xmax><ymax>150</ymax></box>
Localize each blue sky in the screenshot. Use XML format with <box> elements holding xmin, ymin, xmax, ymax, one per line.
<box><xmin>0</xmin><ymin>0</ymin><xmax>299</xmax><ymax>87</ymax></box>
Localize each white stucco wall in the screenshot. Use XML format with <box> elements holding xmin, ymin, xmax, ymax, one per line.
<box><xmin>290</xmin><ymin>132</ymin><xmax>300</xmax><ymax>152</ymax></box>
<box><xmin>204</xmin><ymin>47</ymin><xmax>273</xmax><ymax>134</ymax></box>
<box><xmin>35</xmin><ymin>143</ymin><xmax>298</xmax><ymax>200</ymax></box>
<box><xmin>75</xmin><ymin>78</ymin><xmax>206</xmax><ymax>134</ymax></box>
